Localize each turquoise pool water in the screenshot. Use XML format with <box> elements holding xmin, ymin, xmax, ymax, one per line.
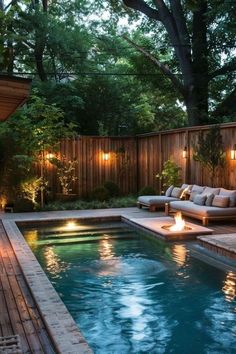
<box><xmin>20</xmin><ymin>221</ymin><xmax>236</xmax><ymax>354</ymax></box>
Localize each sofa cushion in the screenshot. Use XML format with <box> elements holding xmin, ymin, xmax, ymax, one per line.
<box><xmin>181</xmin><ymin>184</ymin><xmax>192</xmax><ymax>192</ymax></box>
<box><xmin>165</xmin><ymin>185</ymin><xmax>174</xmax><ymax>197</ymax></box>
<box><xmin>219</xmin><ymin>188</ymin><xmax>236</xmax><ymax>207</ymax></box>
<box><xmin>191</xmin><ymin>184</ymin><xmax>205</xmax><ymax>193</ymax></box>
<box><xmin>170</xmin><ymin>200</ymin><xmax>236</xmax><ymax>217</ymax></box>
<box><xmin>193</xmin><ymin>194</ymin><xmax>207</xmax><ymax>205</ymax></box>
<box><xmin>205</xmin><ymin>193</ymin><xmax>215</xmax><ymax>206</ymax></box>
<box><xmin>201</xmin><ymin>187</ymin><xmax>220</xmax><ymax>196</ymax></box>
<box><xmin>171</xmin><ymin>187</ymin><xmax>184</xmax><ymax>198</ymax></box>
<box><xmin>212</xmin><ymin>195</ymin><xmax>229</xmax><ymax>208</ymax></box>
<box><xmin>189</xmin><ymin>191</ymin><xmax>200</xmax><ymax>202</ymax></box>
<box><xmin>138</xmin><ymin>195</ymin><xmax>180</xmax><ymax>207</ymax></box>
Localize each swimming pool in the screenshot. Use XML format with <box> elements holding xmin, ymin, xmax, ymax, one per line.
<box><xmin>20</xmin><ymin>220</ymin><xmax>236</xmax><ymax>354</ymax></box>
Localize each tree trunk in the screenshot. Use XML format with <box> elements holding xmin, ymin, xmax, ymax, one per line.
<box><xmin>123</xmin><ymin>0</ymin><xmax>210</xmax><ymax>126</ymax></box>
<box><xmin>34</xmin><ymin>0</ymin><xmax>48</xmax><ymax>81</ymax></box>
<box><xmin>192</xmin><ymin>0</ymin><xmax>209</xmax><ymax>124</ymax></box>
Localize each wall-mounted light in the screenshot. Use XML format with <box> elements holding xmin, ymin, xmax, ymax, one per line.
<box><xmin>103</xmin><ymin>152</ymin><xmax>110</xmax><ymax>161</ymax></box>
<box><xmin>182</xmin><ymin>146</ymin><xmax>187</xmax><ymax>159</ymax></box>
<box><xmin>45</xmin><ymin>152</ymin><xmax>55</xmax><ymax>160</ymax></box>
<box><xmin>230</xmin><ymin>144</ymin><xmax>236</xmax><ymax>160</ymax></box>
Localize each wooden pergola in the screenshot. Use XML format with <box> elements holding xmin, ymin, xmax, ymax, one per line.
<box><xmin>0</xmin><ymin>75</ymin><xmax>32</xmax><ymax>121</ymax></box>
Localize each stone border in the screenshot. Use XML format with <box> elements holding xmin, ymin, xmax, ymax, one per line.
<box><xmin>3</xmin><ymin>219</ymin><xmax>93</xmax><ymax>354</ymax></box>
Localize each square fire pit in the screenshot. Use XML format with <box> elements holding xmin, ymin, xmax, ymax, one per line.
<box><xmin>129</xmin><ymin>217</ymin><xmax>213</xmax><ymax>241</ymax></box>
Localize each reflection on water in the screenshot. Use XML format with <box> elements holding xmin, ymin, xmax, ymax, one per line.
<box><xmin>222</xmin><ymin>271</ymin><xmax>236</xmax><ymax>302</ymax></box>
<box><xmin>44</xmin><ymin>246</ymin><xmax>70</xmax><ymax>277</ymax></box>
<box><xmin>171</xmin><ymin>244</ymin><xmax>188</xmax><ymax>266</ymax></box>
<box><xmin>98</xmin><ymin>238</ymin><xmax>115</xmax><ymax>260</ymax></box>
<box><xmin>21</xmin><ymin>223</ymin><xmax>236</xmax><ymax>353</ymax></box>
<box><xmin>24</xmin><ymin>230</ymin><xmax>38</xmax><ymax>251</ymax></box>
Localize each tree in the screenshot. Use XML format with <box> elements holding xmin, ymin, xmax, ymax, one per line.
<box><xmin>120</xmin><ymin>0</ymin><xmax>236</xmax><ymax>126</ymax></box>
<box><xmin>193</xmin><ymin>125</ymin><xmax>225</xmax><ymax>186</ymax></box>
<box><xmin>0</xmin><ymin>94</ymin><xmax>76</xmax><ymax>204</ymax></box>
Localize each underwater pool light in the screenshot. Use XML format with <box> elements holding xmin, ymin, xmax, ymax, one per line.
<box><xmin>65</xmin><ymin>221</ymin><xmax>77</xmax><ymax>231</ymax></box>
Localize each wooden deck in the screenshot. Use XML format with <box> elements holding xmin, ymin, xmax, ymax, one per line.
<box><xmin>0</xmin><ymin>221</ymin><xmax>56</xmax><ymax>354</ymax></box>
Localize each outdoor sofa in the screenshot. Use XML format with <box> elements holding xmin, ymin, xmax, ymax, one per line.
<box><xmin>137</xmin><ymin>184</ymin><xmax>192</xmax><ymax>212</ymax></box>
<box><xmin>165</xmin><ymin>185</ymin><xmax>236</xmax><ymax>225</ymax></box>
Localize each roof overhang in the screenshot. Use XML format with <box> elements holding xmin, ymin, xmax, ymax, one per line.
<box><xmin>0</xmin><ymin>75</ymin><xmax>32</xmax><ymax>121</ymax></box>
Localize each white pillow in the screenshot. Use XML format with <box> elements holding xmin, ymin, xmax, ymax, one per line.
<box><xmin>201</xmin><ymin>187</ymin><xmax>220</xmax><ymax>196</ymax></box>
<box><xmin>191</xmin><ymin>185</ymin><xmax>205</xmax><ymax>193</ymax></box>
<box><xmin>171</xmin><ymin>187</ymin><xmax>185</xmax><ymax>198</ymax></box>
<box><xmin>165</xmin><ymin>185</ymin><xmax>174</xmax><ymax>197</ymax></box>
<box><xmin>219</xmin><ymin>188</ymin><xmax>236</xmax><ymax>207</ymax></box>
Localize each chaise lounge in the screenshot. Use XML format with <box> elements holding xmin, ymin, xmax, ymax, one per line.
<box><xmin>137</xmin><ymin>184</ymin><xmax>191</xmax><ymax>212</ymax></box>
<box><xmin>166</xmin><ymin>185</ymin><xmax>236</xmax><ymax>225</ymax></box>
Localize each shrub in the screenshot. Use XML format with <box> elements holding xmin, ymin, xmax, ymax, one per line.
<box><xmin>91</xmin><ymin>186</ymin><xmax>110</xmax><ymax>201</ymax></box>
<box><xmin>138</xmin><ymin>186</ymin><xmax>156</xmax><ymax>196</ymax></box>
<box><xmin>14</xmin><ymin>198</ymin><xmax>35</xmax><ymax>212</ymax></box>
<box><xmin>156</xmin><ymin>159</ymin><xmax>181</xmax><ymax>187</ymax></box>
<box><xmin>103</xmin><ymin>180</ymin><xmax>120</xmax><ymax>197</ymax></box>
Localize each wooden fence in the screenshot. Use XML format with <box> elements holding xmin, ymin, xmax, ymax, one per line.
<box><xmin>43</xmin><ymin>122</ymin><xmax>236</xmax><ymax>198</ymax></box>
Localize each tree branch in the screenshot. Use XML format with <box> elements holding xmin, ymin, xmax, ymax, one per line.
<box><xmin>123</xmin><ymin>0</ymin><xmax>160</xmax><ymax>20</ymax></box>
<box><xmin>209</xmin><ymin>60</ymin><xmax>236</xmax><ymax>80</ymax></box>
<box><xmin>170</xmin><ymin>0</ymin><xmax>191</xmax><ymax>54</ymax></box>
<box><xmin>122</xmin><ymin>35</ymin><xmax>186</xmax><ymax>95</ymax></box>
<box><xmin>212</xmin><ymin>86</ymin><xmax>236</xmax><ymax>117</ymax></box>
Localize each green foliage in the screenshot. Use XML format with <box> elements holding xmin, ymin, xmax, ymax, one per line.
<box><xmin>39</xmin><ymin>195</ymin><xmax>137</xmax><ymax>211</ymax></box>
<box><xmin>91</xmin><ymin>186</ymin><xmax>110</xmax><ymax>201</ymax></box>
<box><xmin>193</xmin><ymin>126</ymin><xmax>225</xmax><ymax>186</ymax></box>
<box><xmin>50</xmin><ymin>156</ymin><xmax>78</xmax><ymax>195</ymax></box>
<box><xmin>156</xmin><ymin>159</ymin><xmax>182</xmax><ymax>187</ymax></box>
<box><xmin>21</xmin><ymin>177</ymin><xmax>44</xmax><ymax>205</ymax></box>
<box><xmin>138</xmin><ymin>186</ymin><xmax>156</xmax><ymax>196</ymax></box>
<box><xmin>103</xmin><ymin>180</ymin><xmax>120</xmax><ymax>197</ymax></box>
<box><xmin>0</xmin><ymin>94</ymin><xmax>76</xmax><ymax>202</ymax></box>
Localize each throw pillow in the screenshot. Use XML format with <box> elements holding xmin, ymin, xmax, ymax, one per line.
<box><xmin>189</xmin><ymin>191</ymin><xmax>200</xmax><ymax>202</ymax></box>
<box><xmin>205</xmin><ymin>193</ymin><xmax>215</xmax><ymax>206</ymax></box>
<box><xmin>181</xmin><ymin>184</ymin><xmax>193</xmax><ymax>192</ymax></box>
<box><xmin>201</xmin><ymin>187</ymin><xmax>220</xmax><ymax>196</ymax></box>
<box><xmin>165</xmin><ymin>185</ymin><xmax>174</xmax><ymax>197</ymax></box>
<box><xmin>212</xmin><ymin>195</ymin><xmax>230</xmax><ymax>208</ymax></box>
<box><xmin>171</xmin><ymin>187</ymin><xmax>184</xmax><ymax>198</ymax></box>
<box><xmin>193</xmin><ymin>194</ymin><xmax>207</xmax><ymax>206</ymax></box>
<box><xmin>191</xmin><ymin>185</ymin><xmax>206</xmax><ymax>193</ymax></box>
<box><xmin>219</xmin><ymin>188</ymin><xmax>236</xmax><ymax>207</ymax></box>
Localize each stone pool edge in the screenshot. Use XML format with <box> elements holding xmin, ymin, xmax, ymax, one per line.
<box><xmin>2</xmin><ymin>219</ymin><xmax>93</xmax><ymax>354</ymax></box>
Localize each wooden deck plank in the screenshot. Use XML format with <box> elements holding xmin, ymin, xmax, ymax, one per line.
<box><xmin>0</xmin><ymin>276</ymin><xmax>13</xmax><ymax>337</ymax></box>
<box><xmin>16</xmin><ymin>275</ymin><xmax>56</xmax><ymax>354</ymax></box>
<box><xmin>0</xmin><ymin>222</ymin><xmax>56</xmax><ymax>354</ymax></box>
<box><xmin>1</xmin><ymin>274</ymin><xmax>30</xmax><ymax>353</ymax></box>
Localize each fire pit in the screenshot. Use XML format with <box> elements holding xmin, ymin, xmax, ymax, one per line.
<box><xmin>161</xmin><ymin>212</ymin><xmax>192</xmax><ymax>232</ymax></box>
<box><xmin>128</xmin><ymin>215</ymin><xmax>213</xmax><ymax>241</ymax></box>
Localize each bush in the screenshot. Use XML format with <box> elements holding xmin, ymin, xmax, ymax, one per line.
<box><xmin>91</xmin><ymin>186</ymin><xmax>110</xmax><ymax>201</ymax></box>
<box><xmin>103</xmin><ymin>180</ymin><xmax>120</xmax><ymax>197</ymax></box>
<box><xmin>138</xmin><ymin>186</ymin><xmax>156</xmax><ymax>196</ymax></box>
<box><xmin>13</xmin><ymin>198</ymin><xmax>35</xmax><ymax>212</ymax></box>
<box><xmin>40</xmin><ymin>195</ymin><xmax>137</xmax><ymax>211</ymax></box>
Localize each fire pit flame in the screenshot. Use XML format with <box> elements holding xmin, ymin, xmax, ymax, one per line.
<box><xmin>169</xmin><ymin>212</ymin><xmax>185</xmax><ymax>231</ymax></box>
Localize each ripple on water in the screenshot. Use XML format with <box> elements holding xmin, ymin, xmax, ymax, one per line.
<box><xmin>78</xmin><ymin>257</ymin><xmax>167</xmax><ymax>277</ymax></box>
